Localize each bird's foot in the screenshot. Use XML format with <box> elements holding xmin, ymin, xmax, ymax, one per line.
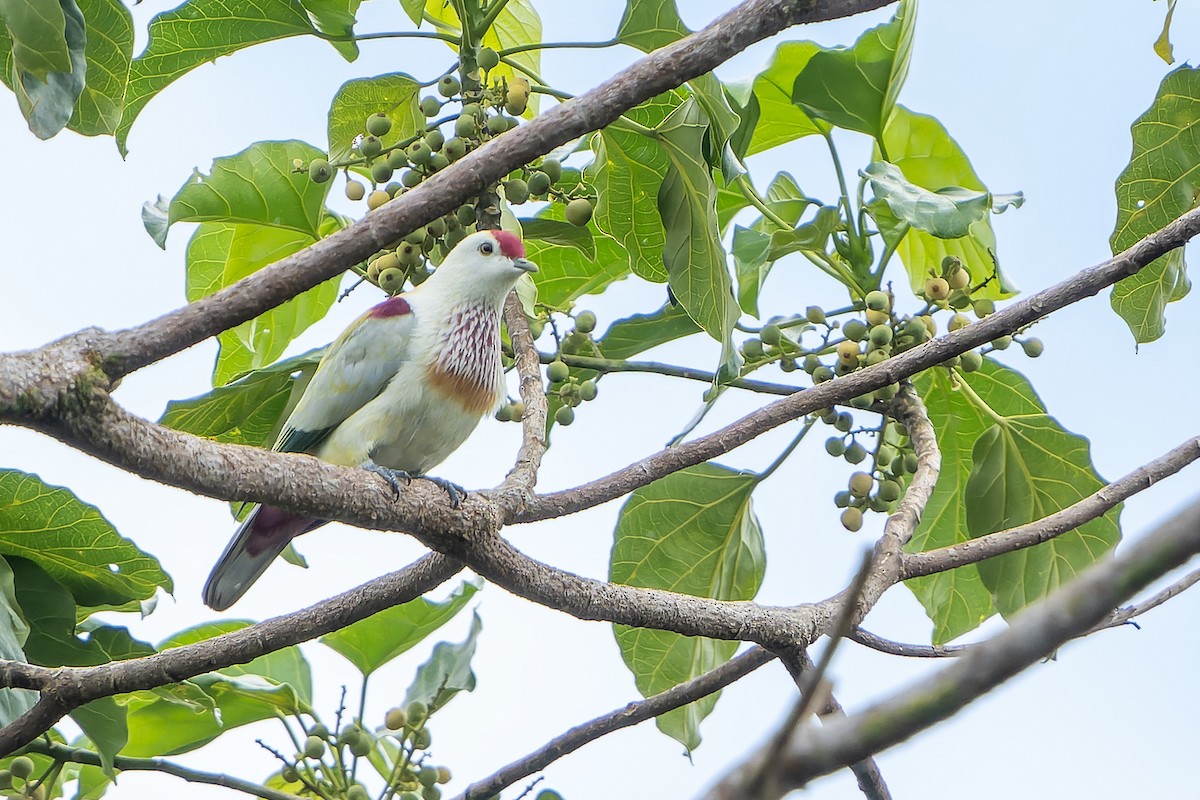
<box><xmin>363</xmin><ymin>463</ymin><xmax>414</xmax><ymax>497</ymax></box>
<box><xmin>424</xmin><ymin>475</ymin><xmax>465</xmax><ymax>509</ymax></box>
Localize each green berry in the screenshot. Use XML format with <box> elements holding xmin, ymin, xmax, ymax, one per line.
<box><xmin>948</xmin><ymin>313</ymin><xmax>971</xmax><ymax>332</ymax></box>
<box><xmin>345</xmin><ymin>180</ymin><xmax>365</xmax><ymax>201</ymax></box>
<box><xmin>495</xmin><ymin>404</ymin><xmax>514</xmax><ymax>422</ymax></box>
<box><xmin>487</xmin><ymin>114</ymin><xmax>510</xmax><ymax>134</ymax></box>
<box><xmin>308</xmin><ymin>722</ymin><xmax>330</xmax><ymax>739</ymax></box>
<box><xmin>350</xmin><ymin>736</ymin><xmax>372</xmax><ymax>758</ymax></box>
<box><xmin>444</xmin><ymin>137</ymin><xmax>468</xmax><ymax>161</ymax></box>
<box><xmin>308</xmin><ymin>158</ymin><xmax>331</xmax><ymax>183</ymax></box>
<box><xmin>420</xmin><ymin>766</ymin><xmax>439</xmax><ymax>787</ymax></box>
<box><xmin>456</xmin><ymin>204</ymin><xmax>476</xmax><ymax>225</ymax></box>
<box><xmin>540</xmin><ymin>159</ymin><xmax>562</xmax><ymax>182</ymax></box>
<box><xmin>841</xmin><ymin>507</ymin><xmax>864</xmax><ymax>532</ymax></box>
<box><xmin>420</xmin><ymin>95</ymin><xmax>442</xmax><ymax>117</ymax></box>
<box><xmin>385</xmin><ymin>707</ymin><xmax>408</xmax><ymax>729</ymax></box>
<box><xmin>437</xmin><ymin>75</ymin><xmax>461</xmax><ymax>97</ymax></box>
<box><xmin>876</xmin><ymin>445</ymin><xmax>896</xmax><ymax>467</ymax></box>
<box><xmin>505</xmin><ymin>96</ymin><xmax>528</xmax><ymax>117</ymax></box>
<box><xmin>835</xmin><ymin>413</ymin><xmax>854</xmax><ymax>433</ymax></box>
<box><xmin>565</xmin><ymin>198</ymin><xmax>593</xmax><ymax>227</ymax></box>
<box><xmin>401</xmin><ymin>169</ymin><xmax>422</xmax><ymax>188</ymax></box>
<box><xmin>378</xmin><ymin>268</ymin><xmax>405</xmax><ymax>294</ymax></box>
<box><xmin>554</xmin><ymin>405</ymin><xmax>575</xmax><ymax>426</ymax></box>
<box><xmin>437</xmin><ymin>767</ymin><xmax>452</xmax><ymax>784</ymax></box>
<box><xmin>960</xmin><ymin>350</ymin><xmax>983</xmax><ymax>372</ymax></box>
<box><xmin>408</xmin><ymin>141</ymin><xmax>433</xmax><ymax>165</ymax></box>
<box><xmin>528</xmin><ymin>170</ymin><xmax>552</xmax><ymax>195</ymax></box>
<box><xmin>422</xmin><ymin>786</ymin><xmax>442</xmax><ymax>800</ymax></box>
<box><xmin>866</xmin><ymin>349</ymin><xmax>889</xmax><ymax>366</ymax></box>
<box><xmin>281</xmin><ymin>766</ymin><xmax>299</xmax><ymax>783</ymax></box>
<box><xmin>803</xmin><ymin>354</ymin><xmax>822</xmax><ymax>373</ymax></box>
<box><xmin>366</xmin><ymin>113</ymin><xmax>392</xmax><ymax>137</ymax></box>
<box><xmin>579</xmin><ymin>379</ymin><xmax>598</xmax><ymax>401</ymax></box>
<box><xmin>547</xmin><ymin>360</ymin><xmax>570</xmax><ymax>383</ymax></box>
<box><xmin>825</xmin><ymin>437</ymin><xmax>846</xmax><ymax>457</ymax></box>
<box><xmin>869</xmin><ymin>325</ymin><xmax>893</xmax><ymax>347</ymax></box>
<box><xmin>360</xmin><ymin>135</ymin><xmax>383</xmax><ymax>158</ymax></box>
<box><xmin>504</xmin><ymin>178</ymin><xmax>530</xmax><ymax>204</ymax></box>
<box><xmin>372</xmin><ymin>161</ymin><xmax>394</xmax><ymax>183</ymax></box>
<box><xmin>412</xmin><ymin>728</ymin><xmax>432</xmax><ymax>749</ymax></box>
<box><xmin>948</xmin><ymin>267</ymin><xmax>971</xmax><ymax>290</ymax></box>
<box><xmin>812</xmin><ymin>365</ymin><xmax>834</xmax><ymax>383</ymax></box>
<box><xmin>1021</xmin><ymin>337</ymin><xmax>1044</xmax><ymax>357</ymax></box>
<box><xmin>575</xmin><ymin>310</ymin><xmax>597</xmax><ymax>333</ymax></box>
<box><xmin>387</xmin><ymin>149</ymin><xmax>409</xmax><ymax>170</ymax></box>
<box><xmin>850</xmin><ymin>392</ymin><xmax>874</xmax><ymax>409</ymax></box>
<box><xmin>904</xmin><ymin>452</ymin><xmax>920</xmax><ymax>472</ymax></box>
<box><xmin>836</xmin><ymin>340</ymin><xmax>860</xmax><ymax>364</ymax></box>
<box><xmin>454</xmin><ymin>115</ymin><xmax>478</xmax><ymax>138</ymax></box>
<box><xmin>834</xmin><ymin>490</ymin><xmax>852</xmax><ymax>508</ymax></box>
<box><xmin>991</xmin><ymin>335</ymin><xmax>1012</xmax><ymax>350</ymax></box>
<box><xmin>304</xmin><ymin>735</ymin><xmax>326</xmax><ymax>759</ymax></box>
<box><xmin>806</xmin><ymin>305</ymin><xmax>826</xmax><ymax>324</ymax></box>
<box><xmin>973</xmin><ymin>298</ymin><xmax>996</xmax><ymax>318</ymax></box>
<box><xmin>842</xmin><ymin>319</ymin><xmax>868</xmax><ymax>342</ymax></box>
<box><xmin>849</xmin><ymin>471</ymin><xmax>874</xmax><ymax>497</ymax></box>
<box><xmin>349</xmin><ymin>787</ymin><xmax>370</xmax><ymax>800</ymax></box>
<box><xmin>877</xmin><ymin>480</ymin><xmax>901</xmax><ymax>502</ymax></box>
<box><xmin>865</xmin><ymin>290</ymin><xmax>890</xmax><ymax>312</ymax></box>
<box><xmin>478</xmin><ymin>46</ymin><xmax>500</xmax><ymax>70</ymax></box>
<box><xmin>368</xmin><ymin>189</ymin><xmax>391</xmax><ymax>210</ymax></box>
<box><xmin>760</xmin><ymin>323</ymin><xmax>782</xmax><ymax>345</ymax></box>
<box><xmin>924</xmin><ymin>277</ymin><xmax>951</xmax><ymax>300</ymax></box>
<box><xmin>845</xmin><ymin>441</ymin><xmax>867</xmax><ymax>464</ymax></box>
<box><xmin>742</xmin><ymin>338</ymin><xmax>764</xmax><ymax>359</ymax></box>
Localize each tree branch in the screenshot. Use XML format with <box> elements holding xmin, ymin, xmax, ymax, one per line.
<box><xmin>494</xmin><ymin>293</ymin><xmax>549</xmax><ymax>514</ymax></box>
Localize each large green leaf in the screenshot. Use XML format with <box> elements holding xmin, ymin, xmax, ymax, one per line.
<box><xmin>185</xmin><ymin>221</ymin><xmax>339</xmax><ymax>386</ymax></box>
<box><xmin>404</xmin><ymin>611</ymin><xmax>482</xmax><ymax>713</ymax></box>
<box><xmin>3</xmin><ymin>0</ymin><xmax>86</xmax><ymax>139</ymax></box>
<box><xmin>320</xmin><ymin>580</ymin><xmax>479</xmax><ymax>676</ymax></box>
<box><xmin>614</xmin><ymin>0</ymin><xmax>688</xmax><ymax>52</ymax></box>
<box><xmin>159</xmin><ymin>349</ymin><xmax>324</xmax><ymax>450</ymax></box>
<box><xmin>610</xmin><ymin>463</ymin><xmax>765</xmax><ymax>752</ymax></box>
<box><xmin>864</xmin><ymin>160</ymin><xmax>999</xmax><ymax>238</ymax></box>
<box><xmin>731</xmin><ymin>172</ymin><xmax>818</xmax><ymax>316</ymax></box>
<box><xmin>327</xmin><ymin>73</ymin><xmax>423</xmax><ymax>166</ymax></box>
<box><xmin>598</xmin><ymin>303</ymin><xmax>701</xmax><ymax>359</ymax></box>
<box><xmin>0</xmin><ymin>472</ymin><xmax>171</xmax><ymax>606</ymax></box>
<box><xmin>790</xmin><ymin>0</ymin><xmax>914</xmax><ymax>141</ymax></box>
<box><xmin>72</xmin><ymin>698</ymin><xmax>127</xmax><ymax>775</ymax></box>
<box><xmin>0</xmin><ymin>558</ymin><xmax>36</xmax><ymax>726</ymax></box>
<box><xmin>115</xmin><ymin>0</ymin><xmax>315</xmax><ymax>153</ymax></box>
<box><xmin>1109</xmin><ymin>65</ymin><xmax>1199</xmax><ymax>342</ymax></box>
<box><xmin>590</xmin><ymin>129</ymin><xmax>670</xmax><ymax>283</ymax></box>
<box><xmin>741</xmin><ymin>41</ymin><xmax>824</xmax><ymax>155</ymax></box>
<box><xmin>878</xmin><ymin>106</ymin><xmax>1018</xmax><ymax>300</ymax></box>
<box><xmin>169</xmin><ymin>141</ymin><xmax>331</xmax><ymax>239</ymax></box>
<box><xmin>657</xmin><ymin>98</ymin><xmax>739</xmax><ymax>370</ymax></box>
<box><xmin>159</xmin><ymin>620</ymin><xmax>313</xmax><ymax>706</ymax></box>
<box><xmin>301</xmin><ymin>0</ymin><xmax>363</xmax><ymax>60</ymax></box>
<box><xmin>67</xmin><ymin>0</ymin><xmax>133</xmax><ymax>136</ymax></box>
<box><xmin>522</xmin><ymin>200</ymin><xmax>632</xmax><ymax>309</ymax></box>
<box><xmin>120</xmin><ymin>683</ymin><xmax>222</xmax><ymax>757</ymax></box>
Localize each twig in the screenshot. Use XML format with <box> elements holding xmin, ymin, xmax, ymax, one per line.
<box><xmin>1088</xmin><ymin>564</ymin><xmax>1200</xmax><ymax>633</ymax></box>
<box><xmin>848</xmin><ymin>628</ymin><xmax>970</xmax><ymax>658</ymax></box>
<box><xmin>455</xmin><ymin>647</ymin><xmax>776</xmax><ymax>800</ymax></box>
<box><xmin>494</xmin><ymin>292</ymin><xmax>549</xmax><ymax>513</ymax></box>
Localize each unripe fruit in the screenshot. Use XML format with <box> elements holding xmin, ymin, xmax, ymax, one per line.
<box><xmin>541</xmin><ymin>158</ymin><xmax>562</xmax><ymax>182</ymax></box>
<box><xmin>487</xmin><ymin>114</ymin><xmax>510</xmax><ymax>134</ymax></box>
<box><xmin>805</xmin><ymin>305</ymin><xmax>826</xmax><ymax>324</ymax></box>
<box><xmin>948</xmin><ymin>266</ymin><xmax>971</xmax><ymax>290</ymax></box>
<box><xmin>437</xmin><ymin>75</ymin><xmax>461</xmax><ymax>97</ymax></box>
<box><xmin>921</xmin><ymin>315</ymin><xmax>937</xmax><ymax>336</ymax></box>
<box><xmin>877</xmin><ymin>480</ymin><xmax>901</xmax><ymax>502</ymax></box>
<box><xmin>741</xmin><ymin>338</ymin><xmax>763</xmax><ymax>359</ymax></box>
<box><xmin>420</xmin><ymin>95</ymin><xmax>442</xmax><ymax>117</ymax></box>
<box><xmin>836</xmin><ymin>340</ymin><xmax>860</xmax><ymax>364</ymax></box>
<box><xmin>412</xmin><ymin>728</ymin><xmax>432</xmax><ymax>750</ymax></box>
<box><xmin>845</xmin><ymin>441</ymin><xmax>867</xmax><ymax>464</ymax></box>
<box><xmin>565</xmin><ymin>198</ymin><xmax>593</xmax><ymax>227</ymax></box>
<box><xmin>991</xmin><ymin>335</ymin><xmax>1012</xmax><ymax>350</ymax></box>
<box><xmin>425</xmin><ymin>129</ymin><xmax>445</xmax><ymax>151</ymax></box>
<box><xmin>349</xmin><ymin>787</ymin><xmax>370</xmax><ymax>800</ymax></box>
<box><xmin>835</xmin><ymin>413</ymin><xmax>853</xmax><ymax>433</ymax></box>
<box><xmin>371</xmin><ymin>162</ymin><xmax>394</xmax><ymax>183</ymax></box>
<box><xmin>812</xmin><ymin>365</ymin><xmax>834</xmax><ymax>383</ymax></box>
<box><xmin>309</xmin><ymin>723</ymin><xmax>330</xmax><ymax>739</ymax></box>
<box><xmin>960</xmin><ymin>350</ymin><xmax>983</xmax><ymax>372</ymax></box>
<box><xmin>825</xmin><ymin>437</ymin><xmax>846</xmax><ymax>457</ymax></box>
<box><xmin>368</xmin><ymin>189</ymin><xmax>391</xmax><ymax>210</ymax></box>
<box><xmin>865</xmin><ymin>290</ymin><xmax>889</xmax><ymax>311</ymax></box>
<box><xmin>495</xmin><ymin>404</ymin><xmax>514</xmax><ymax>422</ymax></box>
<box><xmin>404</xmin><ymin>227</ymin><xmax>428</xmax><ymax>245</ymax></box>
<box><xmin>511</xmin><ymin>400</ymin><xmax>526</xmax><ymax>418</ymax></box>
<box><xmin>528</xmin><ymin>170</ymin><xmax>552</xmax><ymax>195</ymax></box>
<box><xmin>1021</xmin><ymin>337</ymin><xmax>1044</xmax><ymax>357</ymax></box>
<box><xmin>876</xmin><ymin>445</ymin><xmax>896</xmax><ymax>467</ymax></box>
<box><xmin>575</xmin><ymin>310</ymin><xmax>597</xmax><ymax>333</ymax></box>
<box><xmin>842</xmin><ymin>319</ymin><xmax>868</xmax><ymax>342</ymax></box>
<box><xmin>437</xmin><ymin>767</ymin><xmax>451</xmax><ymax>784</ymax></box>
<box><xmin>948</xmin><ymin>313</ymin><xmax>971</xmax><ymax>332</ymax></box>
<box><xmin>308</xmin><ymin>158</ymin><xmax>331</xmax><ymax>183</ymax></box>
<box><xmin>973</xmin><ymin>298</ymin><xmax>996</xmax><ymax>318</ymax></box>
<box><xmin>865</xmin><ymin>308</ymin><xmax>890</xmax><ymax>327</ymax></box>
<box><xmin>877</xmin><ymin>382</ymin><xmax>899</xmax><ymax>400</ymax></box>
<box><xmin>841</xmin><ymin>507</ymin><xmax>864</xmax><ymax>532</ymax></box>
<box><xmin>803</xmin><ymin>355</ymin><xmax>821</xmax><ymax>374</ymax></box>
<box><xmin>345</xmin><ymin>180</ymin><xmax>365</xmax><ymax>201</ymax></box>
<box><xmin>780</xmin><ymin>356</ymin><xmax>797</xmax><ymax>372</ymax></box>
<box><xmin>304</xmin><ymin>735</ymin><xmax>326</xmax><ymax>759</ymax></box>
<box><xmin>378</xmin><ymin>268</ymin><xmax>405</xmax><ymax>294</ymax></box>
<box><xmin>547</xmin><ymin>360</ymin><xmax>570</xmax><ymax>383</ymax></box>
<box><xmin>505</xmin><ymin>96</ymin><xmax>528</xmax><ymax>116</ymax></box>
<box><xmin>422</xmin><ymin>787</ymin><xmax>442</xmax><ymax>800</ymax></box>
<box><xmin>866</xmin><ymin>349</ymin><xmax>889</xmax><ymax>366</ymax></box>
<box><xmin>456</xmin><ymin>204</ymin><xmax>476</xmax><ymax>225</ymax></box>
<box><xmin>905</xmin><ymin>452</ymin><xmax>920</xmax><ymax>473</ymax></box>
<box><xmin>849</xmin><ymin>471</ymin><xmax>874</xmax><ymax>496</ymax></box>
<box><xmin>869</xmin><ymin>325</ymin><xmax>893</xmax><ymax>347</ymax></box>
<box><xmin>366</xmin><ymin>112</ymin><xmax>392</xmax><ymax>136</ymax></box>
<box><xmin>949</xmin><ymin>291</ymin><xmax>973</xmax><ymax>309</ymax></box>
<box><xmin>401</xmin><ymin>169</ymin><xmax>422</xmax><ymax>188</ymax></box>
<box><xmin>461</xmin><ymin>102</ymin><xmax>482</xmax><ymax>118</ymax></box>
<box><xmin>281</xmin><ymin>766</ymin><xmax>300</xmax><ymax>783</ymax></box>
<box><xmin>444</xmin><ymin>137</ymin><xmax>468</xmax><ymax>161</ymax></box>
<box><xmin>408</xmin><ymin>141</ymin><xmax>433</xmax><ymax>165</ymax></box>
<box><xmin>420</xmin><ymin>767</ymin><xmax>439</xmax><ymax>787</ymax></box>
<box><xmin>387</xmin><ymin>149</ymin><xmax>409</xmax><ymax>170</ymax></box>
<box><xmin>924</xmin><ymin>277</ymin><xmax>951</xmax><ymax>300</ymax></box>
<box><xmin>536</xmin><ymin>791</ymin><xmax>563</xmax><ymax>800</ymax></box>
<box><xmin>478</xmin><ymin>47</ymin><xmax>500</xmax><ymax>70</ymax></box>
<box><xmin>385</xmin><ymin>707</ymin><xmax>408</xmax><ymax>729</ymax></box>
<box><xmin>834</xmin><ymin>490</ymin><xmax>852</xmax><ymax>508</ymax></box>
<box><xmin>760</xmin><ymin>323</ymin><xmax>782</xmax><ymax>345</ymax></box>
<box><xmin>360</xmin><ymin>135</ymin><xmax>383</xmax><ymax>158</ymax></box>
<box><xmin>554</xmin><ymin>405</ymin><xmax>575</xmax><ymax>426</ymax></box>
<box><xmin>850</xmin><ymin>392</ymin><xmax>874</xmax><ymax>409</ymax></box>
<box><xmin>454</xmin><ymin>115</ymin><xmax>478</xmax><ymax>138</ymax></box>
<box><xmin>350</xmin><ymin>736</ymin><xmax>372</xmax><ymax>758</ymax></box>
<box><xmin>579</xmin><ymin>379</ymin><xmax>598</xmax><ymax>401</ymax></box>
<box><xmin>941</xmin><ymin>255</ymin><xmax>962</xmax><ymax>274</ymax></box>
<box><xmin>504</xmin><ymin>178</ymin><xmax>529</xmax><ymax>204</ymax></box>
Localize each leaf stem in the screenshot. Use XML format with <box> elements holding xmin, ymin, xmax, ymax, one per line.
<box><xmin>499</xmin><ymin>38</ymin><xmax>620</xmax><ymax>57</ymax></box>
<box><xmin>735</xmin><ymin>174</ymin><xmax>791</xmax><ymax>230</ymax></box>
<box><xmin>952</xmin><ymin>369</ymin><xmax>1007</xmax><ymax>425</ymax></box>
<box><xmin>314</xmin><ymin>29</ymin><xmax>460</xmax><ymax>45</ymax></box>
<box><xmin>543</xmin><ymin>352</ymin><xmax>800</xmax><ymax>395</ymax></box>
<box><xmin>756</xmin><ymin>419</ymin><xmax>815</xmax><ymax>483</ymax></box>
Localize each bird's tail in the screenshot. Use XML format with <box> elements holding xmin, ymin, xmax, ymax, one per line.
<box><xmin>203</xmin><ymin>505</ymin><xmax>326</xmax><ymax>610</ymax></box>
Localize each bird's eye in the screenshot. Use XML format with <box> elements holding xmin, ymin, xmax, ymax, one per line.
<box><xmin>479</xmin><ymin>241</ymin><xmax>494</xmax><ymax>255</ymax></box>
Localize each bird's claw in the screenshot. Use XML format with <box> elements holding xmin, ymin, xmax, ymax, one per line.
<box><xmin>425</xmin><ymin>476</ymin><xmax>465</xmax><ymax>509</ymax></box>
<box><xmin>364</xmin><ymin>463</ymin><xmax>414</xmax><ymax>497</ymax></box>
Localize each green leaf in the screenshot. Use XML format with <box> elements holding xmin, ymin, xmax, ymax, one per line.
<box><xmin>1109</xmin><ymin>65</ymin><xmax>1199</xmax><ymax>342</ymax></box>
<box><xmin>590</xmin><ymin>128</ymin><xmax>670</xmax><ymax>283</ymax></box>
<box><xmin>169</xmin><ymin>141</ymin><xmax>331</xmax><ymax>239</ymax></box>
<box><xmin>610</xmin><ymin>462</ymin><xmax>765</xmax><ymax>751</ymax></box>
<box><xmin>72</xmin><ymin>698</ymin><xmax>127</xmax><ymax>775</ymax></box>
<box><xmin>599</xmin><ymin>303</ymin><xmax>701</xmax><ymax>359</ymax></box>
<box><xmin>731</xmin><ymin>226</ymin><xmax>771</xmax><ymax>317</ymax></box>
<box><xmin>4</xmin><ymin>0</ymin><xmax>86</xmax><ymax>139</ymax></box>
<box><xmin>790</xmin><ymin>0</ymin><xmax>914</xmax><ymax>141</ymax></box>
<box><xmin>0</xmin><ymin>558</ymin><xmax>36</xmax><ymax>726</ymax></box>
<box><xmin>614</xmin><ymin>0</ymin><xmax>688</xmax><ymax>52</ymax></box>
<box><xmin>1154</xmin><ymin>0</ymin><xmax>1178</xmax><ymax>64</ymax></box>
<box><xmin>160</xmin><ymin>348</ymin><xmax>323</xmax><ymax>449</ymax></box>
<box><xmin>743</xmin><ymin>41</ymin><xmax>824</xmax><ymax>154</ymax></box>
<box><xmin>878</xmin><ymin>106</ymin><xmax>1019</xmax><ymax>300</ymax></box>
<box><xmin>864</xmin><ymin>161</ymin><xmax>996</xmax><ymax>238</ymax></box>
<box><xmin>732</xmin><ymin>172</ymin><xmax>820</xmax><ymax>316</ymax></box>
<box><xmin>965</xmin><ymin>419</ymin><xmax>1120</xmax><ymax>619</ymax></box>
<box><xmin>120</xmin><ymin>683</ymin><xmax>222</xmax><ymax>757</ymax></box>
<box><xmin>320</xmin><ymin>580</ymin><xmax>479</xmax><ymax>676</ymax></box>
<box><xmin>0</xmin><ymin>0</ymin><xmax>70</xmax><ymax>79</ymax></box>
<box><xmin>404</xmin><ymin>611</ymin><xmax>482</xmax><ymax>713</ymax></box>
<box><xmin>520</xmin><ymin>217</ymin><xmax>595</xmax><ymax>259</ymax></box>
<box><xmin>67</xmin><ymin>0</ymin><xmax>133</xmax><ymax>136</ymax></box>
<box><xmin>115</xmin><ymin>0</ymin><xmax>315</xmax><ymax>153</ymax></box>
<box><xmin>185</xmin><ymin>222</ymin><xmax>339</xmax><ymax>386</ymax></box>
<box><xmin>327</xmin><ymin>73</ymin><xmax>423</xmax><ymax>166</ymax></box>
<box><xmin>0</xmin><ymin>472</ymin><xmax>172</xmax><ymax>606</ymax></box>
<box><xmin>657</xmin><ymin>98</ymin><xmax>740</xmax><ymax>370</ymax></box>
<box><xmin>302</xmin><ymin>0</ymin><xmax>362</xmax><ymax>60</ymax></box>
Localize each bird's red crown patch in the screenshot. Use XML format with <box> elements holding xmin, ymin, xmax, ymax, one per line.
<box><xmin>492</xmin><ymin>230</ymin><xmax>525</xmax><ymax>259</ymax></box>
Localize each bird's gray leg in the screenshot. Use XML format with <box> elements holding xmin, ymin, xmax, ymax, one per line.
<box><xmin>362</xmin><ymin>462</ymin><xmax>414</xmax><ymax>497</ymax></box>
<box><xmin>422</xmin><ymin>476</ymin><xmax>465</xmax><ymax>509</ymax></box>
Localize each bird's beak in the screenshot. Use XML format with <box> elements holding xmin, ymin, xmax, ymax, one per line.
<box><xmin>513</xmin><ymin>257</ymin><xmax>538</xmax><ymax>273</ymax></box>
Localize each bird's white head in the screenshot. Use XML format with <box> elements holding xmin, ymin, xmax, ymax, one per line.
<box><xmin>423</xmin><ymin>229</ymin><xmax>537</xmax><ymax>305</ymax></box>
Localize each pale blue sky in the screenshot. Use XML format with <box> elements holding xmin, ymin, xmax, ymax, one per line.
<box><xmin>1</xmin><ymin>1</ymin><xmax>1198</xmax><ymax>798</ymax></box>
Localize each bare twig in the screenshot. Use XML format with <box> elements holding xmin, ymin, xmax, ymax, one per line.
<box><xmin>1088</xmin><ymin>565</ymin><xmax>1200</xmax><ymax>633</ymax></box>
<box><xmin>455</xmin><ymin>647</ymin><xmax>776</xmax><ymax>800</ymax></box>
<box><xmin>848</xmin><ymin>628</ymin><xmax>970</xmax><ymax>658</ymax></box>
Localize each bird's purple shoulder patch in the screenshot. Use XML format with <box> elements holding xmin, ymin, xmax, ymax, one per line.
<box><xmin>492</xmin><ymin>230</ymin><xmax>525</xmax><ymax>259</ymax></box>
<box><xmin>368</xmin><ymin>296</ymin><xmax>412</xmax><ymax>318</ymax></box>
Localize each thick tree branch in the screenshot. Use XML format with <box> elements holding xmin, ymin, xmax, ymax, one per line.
<box><xmin>514</xmin><ymin>207</ymin><xmax>1200</xmax><ymax>522</ymax></box>
<box><xmin>702</xmin><ymin>497</ymin><xmax>1200</xmax><ymax>799</ymax></box>
<box><xmin>0</xmin><ymin>554</ymin><xmax>460</xmax><ymax>755</ymax></box>
<box><xmin>455</xmin><ymin>647</ymin><xmax>777</xmax><ymax>800</ymax></box>
<box><xmin>494</xmin><ymin>293</ymin><xmax>549</xmax><ymax>514</ymax></box>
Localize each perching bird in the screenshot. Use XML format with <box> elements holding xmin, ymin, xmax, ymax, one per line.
<box><xmin>202</xmin><ymin>229</ymin><xmax>536</xmax><ymax>610</ymax></box>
